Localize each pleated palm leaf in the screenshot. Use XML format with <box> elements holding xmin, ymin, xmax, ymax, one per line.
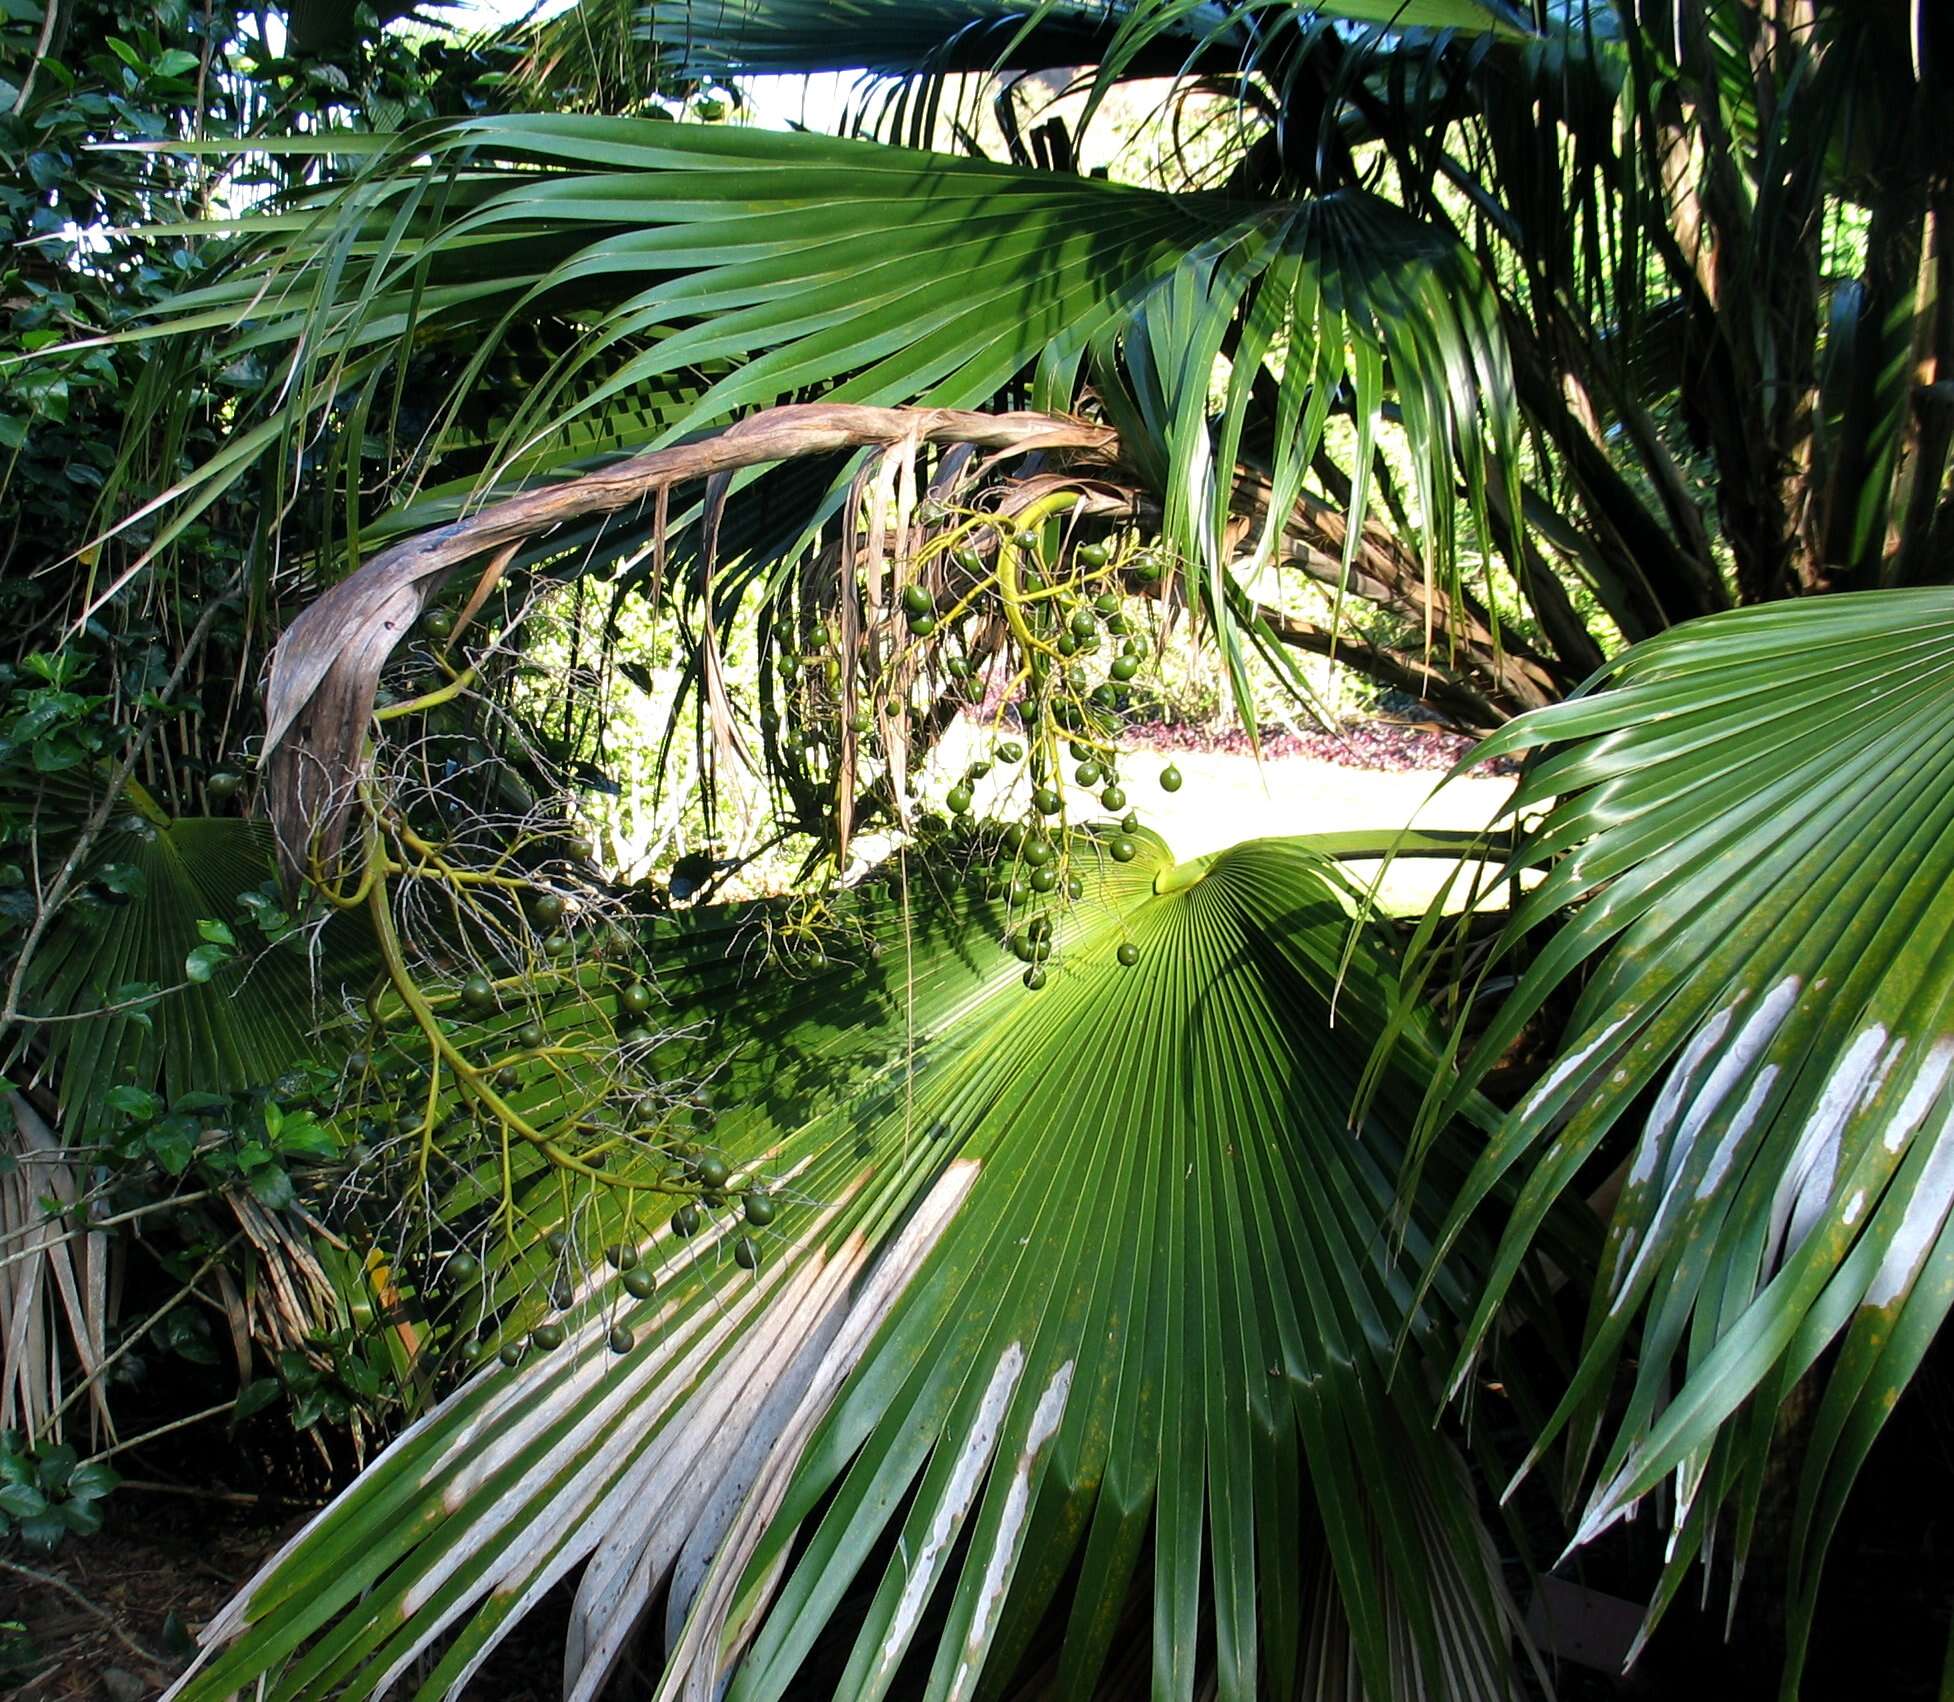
<box><xmin>105</xmin><ymin>80</ymin><xmax>1521</xmax><ymax>713</ymax></box>
<box><xmin>6</xmin><ymin>800</ymin><xmax>382</xmax><ymax>1443</ymax></box>
<box><xmin>521</xmin><ymin>0</ymin><xmax>1528</xmax><ymax>123</ymax></box>
<box><xmin>164</xmin><ymin>829</ymin><xmax>1553</xmax><ymax>1701</ymax></box>
<box><xmin>16</xmin><ymin>808</ymin><xmax>376</xmax><ymax>1141</ymax></box>
<box><xmin>1405</xmin><ymin>587</ymin><xmax>1954</xmax><ymax>1686</ymax></box>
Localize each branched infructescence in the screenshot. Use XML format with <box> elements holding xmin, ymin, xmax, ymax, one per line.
<box><xmin>303</xmin><ymin>587</ymin><xmax>756</xmax><ymax>1372</ymax></box>
<box><xmin>266</xmin><ymin>407</ymin><xmax>1197</xmax><ymax>1372</ymax></box>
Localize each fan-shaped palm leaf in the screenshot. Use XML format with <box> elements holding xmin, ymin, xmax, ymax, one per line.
<box><xmin>109</xmin><ymin>114</ymin><xmax>1517</xmax><ymax>634</ymax></box>
<box><xmin>1408</xmin><ymin>587</ymin><xmax>1954</xmax><ymax>1683</ymax></box>
<box><xmin>165</xmin><ymin>830</ymin><xmax>1544</xmax><ymax>1701</ymax></box>
<box><xmin>521</xmin><ymin>0</ymin><xmax>1527</xmax><ymax>110</ymax></box>
<box><xmin>15</xmin><ymin>811</ymin><xmax>376</xmax><ymax>1140</ymax></box>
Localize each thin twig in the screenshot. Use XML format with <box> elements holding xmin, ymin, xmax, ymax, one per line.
<box><xmin>0</xmin><ymin>1556</ymin><xmax>169</xmax><ymax>1670</ymax></box>
<box><xmin>75</xmin><ymin>1398</ymin><xmax>243</xmax><ymax>1468</ymax></box>
<box><xmin>115</xmin><ymin>1477</ymin><xmax>326</xmax><ymax>1509</ymax></box>
<box><xmin>41</xmin><ymin>1237</ymin><xmax>240</xmax><ymax>1432</ymax></box>
<box><xmin>0</xmin><ymin>575</ymin><xmax>243</xmax><ymax>1044</ymax></box>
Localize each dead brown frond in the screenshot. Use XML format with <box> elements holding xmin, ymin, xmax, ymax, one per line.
<box><xmin>262</xmin><ymin>403</ymin><xmax>1116</xmax><ymax>884</ymax></box>
<box><xmin>0</xmin><ymin>1095</ymin><xmax>112</xmax><ymax>1447</ymax></box>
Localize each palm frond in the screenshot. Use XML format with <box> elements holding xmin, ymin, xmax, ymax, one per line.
<box><xmin>112</xmin><ymin>116</ymin><xmax>1516</xmax><ymax>629</ymax></box>
<box><xmin>1410</xmin><ymin>587</ymin><xmax>1954</xmax><ymax>1683</ymax></box>
<box><xmin>14</xmin><ymin>813</ymin><xmax>377</xmax><ymax>1141</ymax></box>
<box><xmin>0</xmin><ymin>1094</ymin><xmax>112</xmax><ymax>1445</ymax></box>
<box><xmin>521</xmin><ymin>0</ymin><xmax>1527</xmax><ymax>104</ymax></box>
<box><xmin>166</xmin><ymin>830</ymin><xmax>1541</xmax><ymax>1702</ymax></box>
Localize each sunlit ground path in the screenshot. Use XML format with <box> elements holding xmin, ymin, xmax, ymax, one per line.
<box><xmin>834</xmin><ymin>713</ymin><xmax>1519</xmax><ymax>914</ymax></box>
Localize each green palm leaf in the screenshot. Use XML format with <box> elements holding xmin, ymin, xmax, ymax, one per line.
<box><xmin>112</xmin><ymin>115</ymin><xmax>1516</xmax><ymax>621</ymax></box>
<box><xmin>1410</xmin><ymin>587</ymin><xmax>1954</xmax><ymax>1681</ymax></box>
<box><xmin>16</xmin><ymin>812</ymin><xmax>377</xmax><ymax>1140</ymax></box>
<box><xmin>165</xmin><ymin>831</ymin><xmax>1539</xmax><ymax>1701</ymax></box>
<box><xmin>524</xmin><ymin>0</ymin><xmax>1527</xmax><ymax>95</ymax></box>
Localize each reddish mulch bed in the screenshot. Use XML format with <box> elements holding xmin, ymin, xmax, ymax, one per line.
<box><xmin>1123</xmin><ymin>715</ymin><xmax>1517</xmax><ymax>773</ymax></box>
<box><xmin>965</xmin><ymin>690</ymin><xmax>1518</xmax><ymax>774</ymax></box>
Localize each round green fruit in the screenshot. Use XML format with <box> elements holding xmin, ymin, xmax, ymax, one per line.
<box><xmin>1160</xmin><ymin>764</ymin><xmax>1183</xmax><ymax>793</ymax></box>
<box><xmin>545</xmin><ymin>1228</ymin><xmax>569</xmax><ymax>1256</ymax></box>
<box><xmin>205</xmin><ymin>770</ymin><xmax>244</xmax><ymax>803</ymax></box>
<box><xmin>997</xmin><ymin>740</ymin><xmax>1024</xmax><ymax>764</ymax></box>
<box><xmin>534</xmin><ymin>891</ymin><xmax>566</xmax><ymax>926</ymax></box>
<box><xmin>671</xmin><ymin>1203</ymin><xmax>701</xmax><ymax>1237</ymax></box>
<box><xmin>422</xmin><ymin>608</ymin><xmax>456</xmax><ymax>641</ymax></box>
<box><xmin>1066</xmin><ymin>875</ymin><xmax>1084</xmax><ymax>899</ymax></box>
<box><xmin>544</xmin><ymin>933</ymin><xmax>572</xmax><ymax>959</ymax></box>
<box><xmin>1022</xmin><ymin>836</ymin><xmax>1054</xmax><ymax>868</ymax></box>
<box><xmin>447</xmin><ymin>1251</ymin><xmax>481</xmax><ymax>1285</ymax></box>
<box><xmin>609</xmin><ymin>1324</ymin><xmax>636</xmax><ymax>1354</ymax></box>
<box><xmin>1069</xmin><ymin>608</ymin><xmax>1096</xmax><ymax>638</ymax></box>
<box><xmin>518</xmin><ymin>1022</ymin><xmax>544</xmax><ymax>1050</ymax></box>
<box><xmin>605</xmin><ymin>1243</ymin><xmax>638</xmax><ymax>1270</ymax></box>
<box><xmin>498</xmin><ymin>1343</ymin><xmax>523</xmax><ymax>1368</ymax></box>
<box><xmin>697</xmin><ymin>1154</ymin><xmax>731</xmax><ymax>1190</ymax></box>
<box><xmin>1109</xmin><ymin>655</ymin><xmax>1139</xmax><ymax>683</ymax></box>
<box><xmin>622</xmin><ymin>1266</ymin><xmax>657</xmax><ymax>1299</ymax></box>
<box><xmin>1029</xmin><ymin>866</ymin><xmax>1057</xmax><ymax>893</ymax></box>
<box><xmin>744</xmin><ymin>1189</ymin><xmax>777</xmax><ymax>1226</ymax></box>
<box><xmin>1075</xmin><ymin>761</ymin><xmax>1101</xmax><ymax>786</ymax></box>
<box><xmin>907</xmin><ymin>613</ymin><xmax>937</xmax><ymax>638</ymax></box>
<box><xmin>945</xmin><ymin>655</ymin><xmax>971</xmax><ymax>679</ymax></box>
<box><xmin>946</xmin><ymin>784</ymin><xmax>974</xmax><ymax>815</ymax></box>
<box><xmin>1117</xmin><ymin>942</ymin><xmax>1140</xmax><ymax>967</ymax></box>
<box><xmin>733</xmin><ymin>1235</ymin><xmax>761</xmax><ymax>1271</ymax></box>
<box><xmin>1110</xmin><ymin>835</ymin><xmax>1138</xmax><ymax>863</ymax></box>
<box><xmin>620</xmin><ymin>982</ymin><xmax>653</xmax><ymax>1017</ymax></box>
<box><xmin>1122</xmin><ymin>813</ymin><xmax>1140</xmax><ymax>834</ymax></box>
<box><xmin>532</xmin><ymin>1322</ymin><xmax>566</xmax><ymax>1351</ymax></box>
<box><xmin>1023</xmin><ymin>965</ymin><xmax>1048</xmax><ymax>991</ymax></box>
<box><xmin>901</xmin><ymin>582</ymin><xmax>934</xmax><ymax>616</ymax></box>
<box><xmin>1101</xmin><ymin>785</ymin><xmax>1127</xmax><ymax>812</ymax></box>
<box><xmin>461</xmin><ymin>975</ymin><xmax>496</xmax><ymax>1013</ymax></box>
